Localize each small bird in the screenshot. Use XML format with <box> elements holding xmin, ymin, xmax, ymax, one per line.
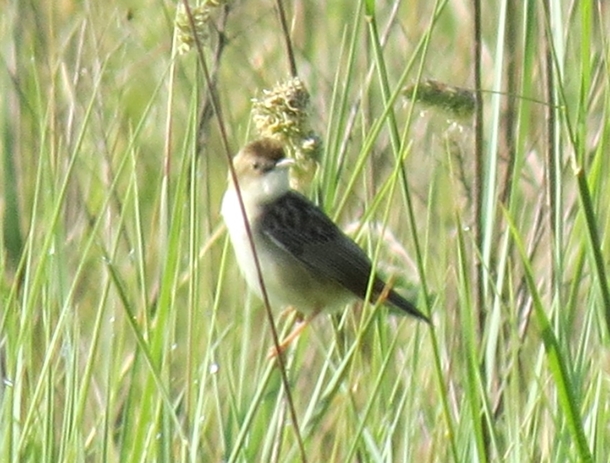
<box><xmin>221</xmin><ymin>138</ymin><xmax>430</xmax><ymax>351</ymax></box>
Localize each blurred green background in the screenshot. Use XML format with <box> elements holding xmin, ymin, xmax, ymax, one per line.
<box><xmin>1</xmin><ymin>1</ymin><xmax>608</xmax><ymax>461</ymax></box>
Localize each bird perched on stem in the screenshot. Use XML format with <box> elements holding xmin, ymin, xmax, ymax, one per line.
<box><xmin>221</xmin><ymin>138</ymin><xmax>430</xmax><ymax>353</ymax></box>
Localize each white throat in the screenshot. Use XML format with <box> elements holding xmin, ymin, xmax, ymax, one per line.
<box><xmin>221</xmin><ymin>167</ymin><xmax>290</xmax><ymax>228</ymax></box>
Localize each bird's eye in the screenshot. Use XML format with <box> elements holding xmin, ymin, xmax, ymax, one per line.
<box><xmin>252</xmin><ymin>161</ymin><xmax>260</xmax><ymax>171</ymax></box>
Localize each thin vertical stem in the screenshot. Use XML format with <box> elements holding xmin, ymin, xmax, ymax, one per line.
<box><xmin>499</xmin><ymin>0</ymin><xmax>518</xmax><ymax>205</ymax></box>
<box><xmin>472</xmin><ymin>0</ymin><xmax>490</xmax><ymax>460</ymax></box>
<box><xmin>275</xmin><ymin>0</ymin><xmax>298</xmax><ymax>77</ymax></box>
<box><xmin>472</xmin><ymin>1</ymin><xmax>484</xmax><ymax>332</ymax></box>
<box><xmin>542</xmin><ymin>0</ymin><xmax>559</xmax><ymax>297</ymax></box>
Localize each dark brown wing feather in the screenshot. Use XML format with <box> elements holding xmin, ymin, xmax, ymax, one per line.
<box><xmin>259</xmin><ymin>191</ymin><xmax>429</xmax><ymax>322</ymax></box>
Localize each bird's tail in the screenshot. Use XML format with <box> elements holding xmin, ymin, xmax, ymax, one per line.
<box><xmin>386</xmin><ymin>290</ymin><xmax>431</xmax><ymax>323</ymax></box>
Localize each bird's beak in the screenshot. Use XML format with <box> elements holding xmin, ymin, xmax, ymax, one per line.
<box><xmin>275</xmin><ymin>158</ymin><xmax>295</xmax><ymax>170</ymax></box>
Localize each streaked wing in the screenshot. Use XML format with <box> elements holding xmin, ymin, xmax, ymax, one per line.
<box><xmin>259</xmin><ymin>191</ymin><xmax>375</xmax><ymax>300</ymax></box>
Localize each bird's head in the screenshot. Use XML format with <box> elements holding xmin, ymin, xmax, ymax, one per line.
<box><xmin>230</xmin><ymin>138</ymin><xmax>294</xmax><ymax>205</ymax></box>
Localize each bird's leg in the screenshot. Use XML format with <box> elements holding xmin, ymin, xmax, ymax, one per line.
<box><xmin>267</xmin><ymin>309</ymin><xmax>320</xmax><ymax>359</ymax></box>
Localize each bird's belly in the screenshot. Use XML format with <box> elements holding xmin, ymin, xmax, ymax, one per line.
<box><xmin>231</xmin><ymin>233</ymin><xmax>348</xmax><ymax>314</ymax></box>
<box><xmin>260</xmin><ymin>247</ymin><xmax>350</xmax><ymax>314</ymax></box>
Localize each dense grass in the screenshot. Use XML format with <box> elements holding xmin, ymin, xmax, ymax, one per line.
<box><xmin>1</xmin><ymin>0</ymin><xmax>609</xmax><ymax>461</ymax></box>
